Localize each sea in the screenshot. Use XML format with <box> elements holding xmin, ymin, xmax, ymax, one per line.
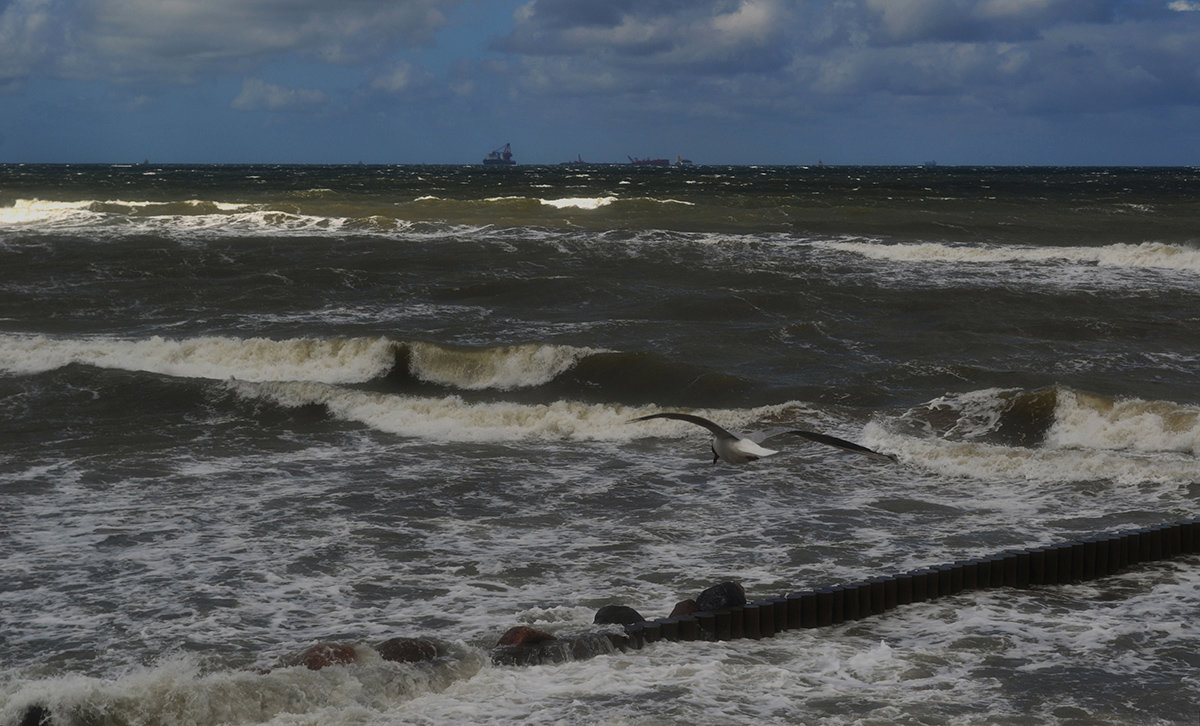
<box><xmin>1</xmin><ymin>163</ymin><xmax>1198</xmax><ymax>725</ymax></box>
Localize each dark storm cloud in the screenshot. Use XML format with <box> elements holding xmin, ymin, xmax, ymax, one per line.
<box><xmin>856</xmin><ymin>0</ymin><xmax>1122</xmax><ymax>44</ymax></box>
<box><xmin>493</xmin><ymin>0</ymin><xmax>1200</xmax><ymax>115</ymax></box>
<box><xmin>1</xmin><ymin>0</ymin><xmax>462</xmax><ymax>83</ymax></box>
<box><xmin>3</xmin><ymin>0</ymin><xmax>1199</xmax><ymax>163</ymax></box>
<box><xmin>497</xmin><ymin>0</ymin><xmax>790</xmax><ymax>66</ymax></box>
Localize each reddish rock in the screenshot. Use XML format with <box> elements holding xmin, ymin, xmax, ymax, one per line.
<box><xmin>377</xmin><ymin>637</ymin><xmax>438</xmax><ymax>664</ymax></box>
<box><xmin>669</xmin><ymin>599</ymin><xmax>699</xmax><ymax>618</ymax></box>
<box><xmin>496</xmin><ymin>626</ymin><xmax>557</xmax><ymax>648</ymax></box>
<box><xmin>291</xmin><ymin>642</ymin><xmax>360</xmax><ymax>670</ymax></box>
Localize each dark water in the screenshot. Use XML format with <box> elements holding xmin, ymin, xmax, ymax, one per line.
<box><xmin>1</xmin><ymin>164</ymin><xmax>1198</xmax><ymax>725</ymax></box>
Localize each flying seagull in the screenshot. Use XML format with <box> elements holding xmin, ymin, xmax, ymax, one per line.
<box><xmin>631</xmin><ymin>412</ymin><xmax>895</xmax><ymax>465</ymax></box>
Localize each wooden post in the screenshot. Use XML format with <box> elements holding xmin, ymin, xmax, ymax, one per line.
<box><xmin>714</xmin><ymin>610</ymin><xmax>732</xmax><ymax>641</ymax></box>
<box><xmin>895</xmin><ymin>573</ymin><xmax>914</xmax><ymax>605</ymax></box>
<box><xmin>744</xmin><ymin>604</ymin><xmax>762</xmax><ymax>640</ymax></box>
<box><xmin>678</xmin><ymin>615</ymin><xmax>700</xmax><ymax>641</ymax></box>
<box><xmin>1029</xmin><ymin>547</ymin><xmax>1048</xmax><ymax>586</ymax></box>
<box><xmin>869</xmin><ymin>577</ymin><xmax>889</xmax><ymax>615</ymax></box>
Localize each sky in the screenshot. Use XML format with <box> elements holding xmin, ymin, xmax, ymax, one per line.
<box><xmin>2</xmin><ymin>0</ymin><xmax>1200</xmax><ymax>165</ymax></box>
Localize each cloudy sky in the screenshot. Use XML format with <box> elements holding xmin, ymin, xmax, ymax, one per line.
<box><xmin>2</xmin><ymin>0</ymin><xmax>1199</xmax><ymax>165</ymax></box>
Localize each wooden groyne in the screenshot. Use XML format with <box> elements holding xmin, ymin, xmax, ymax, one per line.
<box><xmin>494</xmin><ymin>519</ymin><xmax>1200</xmax><ymax>665</ymax></box>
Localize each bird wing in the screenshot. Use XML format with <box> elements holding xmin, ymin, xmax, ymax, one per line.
<box><xmin>631</xmin><ymin>412</ymin><xmax>739</xmax><ymax>441</ymax></box>
<box><xmin>772</xmin><ymin>429</ymin><xmax>896</xmax><ymax>462</ymax></box>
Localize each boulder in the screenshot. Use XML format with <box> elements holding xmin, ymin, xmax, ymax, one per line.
<box><xmin>669</xmin><ymin>599</ymin><xmax>699</xmax><ymax>618</ymax></box>
<box><xmin>18</xmin><ymin>704</ymin><xmax>50</xmax><ymax>726</ymax></box>
<box><xmin>496</xmin><ymin>626</ymin><xmax>557</xmax><ymax>648</ymax></box>
<box><xmin>593</xmin><ymin>605</ymin><xmax>645</xmax><ymax>625</ymax></box>
<box><xmin>377</xmin><ymin>637</ymin><xmax>438</xmax><ymax>664</ymax></box>
<box><xmin>695</xmin><ymin>581</ymin><xmax>745</xmax><ymax>612</ymax></box>
<box><xmin>290</xmin><ymin>642</ymin><xmax>360</xmax><ymax>670</ymax></box>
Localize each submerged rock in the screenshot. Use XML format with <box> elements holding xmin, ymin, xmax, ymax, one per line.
<box><xmin>496</xmin><ymin>626</ymin><xmax>557</xmax><ymax>647</ymax></box>
<box><xmin>18</xmin><ymin>704</ymin><xmax>50</xmax><ymax>726</ymax></box>
<box><xmin>288</xmin><ymin>642</ymin><xmax>361</xmax><ymax>670</ymax></box>
<box><xmin>377</xmin><ymin>637</ymin><xmax>439</xmax><ymax>664</ymax></box>
<box><xmin>492</xmin><ymin>626</ymin><xmax>560</xmax><ymax>667</ymax></box>
<box><xmin>593</xmin><ymin>605</ymin><xmax>645</xmax><ymax>625</ymax></box>
<box><xmin>493</xmin><ymin>632</ymin><xmax>628</xmax><ymax>667</ymax></box>
<box><xmin>695</xmin><ymin>581</ymin><xmax>745</xmax><ymax>612</ymax></box>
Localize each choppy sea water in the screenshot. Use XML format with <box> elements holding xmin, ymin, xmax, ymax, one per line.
<box><xmin>1</xmin><ymin>164</ymin><xmax>1198</xmax><ymax>725</ymax></box>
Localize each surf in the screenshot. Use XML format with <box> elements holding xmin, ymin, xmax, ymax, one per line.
<box><xmin>819</xmin><ymin>239</ymin><xmax>1200</xmax><ymax>275</ymax></box>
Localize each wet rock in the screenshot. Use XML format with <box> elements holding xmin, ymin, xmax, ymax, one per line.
<box><xmin>289</xmin><ymin>642</ymin><xmax>360</xmax><ymax>670</ymax></box>
<box><xmin>491</xmin><ymin>626</ymin><xmax>560</xmax><ymax>666</ymax></box>
<box><xmin>594</xmin><ymin>605</ymin><xmax>645</xmax><ymax>625</ymax></box>
<box><xmin>492</xmin><ymin>645</ymin><xmax>542</xmax><ymax>666</ymax></box>
<box><xmin>695</xmin><ymin>581</ymin><xmax>745</xmax><ymax>612</ymax></box>
<box><xmin>377</xmin><ymin>637</ymin><xmax>438</xmax><ymax>664</ymax></box>
<box><xmin>19</xmin><ymin>704</ymin><xmax>50</xmax><ymax>726</ymax></box>
<box><xmin>669</xmin><ymin>599</ymin><xmax>699</xmax><ymax>618</ymax></box>
<box><xmin>493</xmin><ymin>632</ymin><xmax>628</xmax><ymax>667</ymax></box>
<box><xmin>496</xmin><ymin>626</ymin><xmax>557</xmax><ymax>648</ymax></box>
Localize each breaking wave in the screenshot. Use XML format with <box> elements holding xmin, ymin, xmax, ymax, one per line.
<box><xmin>0</xmin><ymin>333</ymin><xmax>754</xmax><ymax>409</ymax></box>
<box><xmin>0</xmin><ymin>333</ymin><xmax>600</xmax><ymax>392</ymax></box>
<box><xmin>1</xmin><ymin>647</ymin><xmax>487</xmax><ymax>726</ymax></box>
<box><xmin>876</xmin><ymin>386</ymin><xmax>1200</xmax><ymax>485</ymax></box>
<box><xmin>819</xmin><ymin>240</ymin><xmax>1200</xmax><ymax>274</ymax></box>
<box><xmin>0</xmin><ymin>194</ymin><xmax>699</xmax><ymax>239</ymax></box>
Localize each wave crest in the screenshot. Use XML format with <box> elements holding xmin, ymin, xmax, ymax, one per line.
<box><xmin>0</xmin><ymin>333</ymin><xmax>396</xmax><ymax>383</ymax></box>
<box><xmin>821</xmin><ymin>240</ymin><xmax>1200</xmax><ymax>274</ymax></box>
<box><xmin>404</xmin><ymin>341</ymin><xmax>602</xmax><ymax>390</ymax></box>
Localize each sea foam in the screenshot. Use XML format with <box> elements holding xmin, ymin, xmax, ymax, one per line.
<box><xmin>0</xmin><ymin>333</ymin><xmax>396</xmax><ymax>383</ymax></box>
<box><xmin>820</xmin><ymin>240</ymin><xmax>1200</xmax><ymax>274</ymax></box>
<box><xmin>406</xmin><ymin>341</ymin><xmax>600</xmax><ymax>390</ymax></box>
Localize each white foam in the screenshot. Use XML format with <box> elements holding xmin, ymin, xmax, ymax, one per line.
<box><xmin>0</xmin><ymin>199</ymin><xmax>99</xmax><ymax>226</ymax></box>
<box><xmin>0</xmin><ymin>651</ymin><xmax>486</xmax><ymax>726</ymax></box>
<box><xmin>1047</xmin><ymin>389</ymin><xmax>1200</xmax><ymax>455</ymax></box>
<box><xmin>819</xmin><ymin>239</ymin><xmax>1200</xmax><ymax>274</ymax></box>
<box><xmin>0</xmin><ymin>197</ymin><xmax>383</xmax><ymax>240</ymax></box>
<box><xmin>229</xmin><ymin>381</ymin><xmax>645</xmax><ymax>442</ymax></box>
<box><xmin>406</xmin><ymin>342</ymin><xmax>599</xmax><ymax>390</ymax></box>
<box><xmin>867</xmin><ymin>384</ymin><xmax>1200</xmax><ymax>486</ymax></box>
<box><xmin>0</xmin><ymin>333</ymin><xmax>396</xmax><ymax>383</ymax></box>
<box><xmin>539</xmin><ymin>196</ymin><xmax>617</xmax><ymax>210</ymax></box>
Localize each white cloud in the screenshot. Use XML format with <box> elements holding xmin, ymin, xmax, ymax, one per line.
<box><xmin>370</xmin><ymin>61</ymin><xmax>433</xmax><ymax>94</ymax></box>
<box><xmin>232</xmin><ymin>78</ymin><xmax>326</xmax><ymax>111</ymax></box>
<box><xmin>1169</xmin><ymin>0</ymin><xmax>1200</xmax><ymax>10</ymax></box>
<box><xmin>711</xmin><ymin>0</ymin><xmax>778</xmax><ymax>41</ymax></box>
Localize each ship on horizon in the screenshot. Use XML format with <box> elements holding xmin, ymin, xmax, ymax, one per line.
<box><xmin>483</xmin><ymin>143</ymin><xmax>516</xmax><ymax>165</ymax></box>
<box><xmin>628</xmin><ymin>155</ymin><xmax>670</xmax><ymax>166</ymax></box>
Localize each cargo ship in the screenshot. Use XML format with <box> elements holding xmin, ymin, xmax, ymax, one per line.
<box><xmin>628</xmin><ymin>155</ymin><xmax>669</xmax><ymax>166</ymax></box>
<box><xmin>483</xmin><ymin>143</ymin><xmax>516</xmax><ymax>165</ymax></box>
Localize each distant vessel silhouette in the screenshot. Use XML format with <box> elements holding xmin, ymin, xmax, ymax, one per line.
<box><xmin>483</xmin><ymin>143</ymin><xmax>516</xmax><ymax>165</ymax></box>
<box><xmin>628</xmin><ymin>155</ymin><xmax>669</xmax><ymax>166</ymax></box>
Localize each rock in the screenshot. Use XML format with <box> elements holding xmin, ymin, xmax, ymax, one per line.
<box><xmin>593</xmin><ymin>605</ymin><xmax>645</xmax><ymax>625</ymax></box>
<box><xmin>695</xmin><ymin>581</ymin><xmax>745</xmax><ymax>612</ymax></box>
<box><xmin>377</xmin><ymin>637</ymin><xmax>438</xmax><ymax>664</ymax></box>
<box><xmin>290</xmin><ymin>642</ymin><xmax>360</xmax><ymax>670</ymax></box>
<box><xmin>19</xmin><ymin>704</ymin><xmax>50</xmax><ymax>726</ymax></box>
<box><xmin>669</xmin><ymin>599</ymin><xmax>699</xmax><ymax>618</ymax></box>
<box><xmin>496</xmin><ymin>626</ymin><xmax>557</xmax><ymax>648</ymax></box>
